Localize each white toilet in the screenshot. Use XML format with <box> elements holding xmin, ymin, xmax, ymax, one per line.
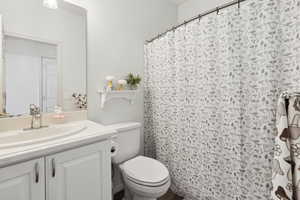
<box><xmin>109</xmin><ymin>122</ymin><xmax>170</xmax><ymax>200</ymax></box>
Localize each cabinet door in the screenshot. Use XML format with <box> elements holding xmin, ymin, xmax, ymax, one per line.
<box><xmin>46</xmin><ymin>141</ymin><xmax>112</xmax><ymax>200</ymax></box>
<box><xmin>0</xmin><ymin>158</ymin><xmax>45</xmax><ymax>200</ymax></box>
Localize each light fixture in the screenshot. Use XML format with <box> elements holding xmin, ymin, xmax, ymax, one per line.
<box><xmin>43</xmin><ymin>0</ymin><xmax>58</xmax><ymax>9</ymax></box>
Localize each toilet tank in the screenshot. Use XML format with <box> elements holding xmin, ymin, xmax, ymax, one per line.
<box><xmin>107</xmin><ymin>122</ymin><xmax>142</xmax><ymax>164</ymax></box>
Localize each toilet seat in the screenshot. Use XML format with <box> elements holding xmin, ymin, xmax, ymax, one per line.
<box><xmin>121</xmin><ymin>156</ymin><xmax>170</xmax><ymax>187</ymax></box>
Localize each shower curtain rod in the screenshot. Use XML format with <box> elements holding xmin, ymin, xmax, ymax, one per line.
<box><xmin>146</xmin><ymin>0</ymin><xmax>246</xmax><ymax>44</ymax></box>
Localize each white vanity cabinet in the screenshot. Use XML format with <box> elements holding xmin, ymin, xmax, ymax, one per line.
<box><xmin>0</xmin><ymin>140</ymin><xmax>112</xmax><ymax>200</ymax></box>
<box><xmin>0</xmin><ymin>158</ymin><xmax>45</xmax><ymax>200</ymax></box>
<box><xmin>46</xmin><ymin>141</ymin><xmax>112</xmax><ymax>200</ymax></box>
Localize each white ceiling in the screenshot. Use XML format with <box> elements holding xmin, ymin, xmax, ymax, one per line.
<box><xmin>166</xmin><ymin>0</ymin><xmax>188</xmax><ymax>5</ymax></box>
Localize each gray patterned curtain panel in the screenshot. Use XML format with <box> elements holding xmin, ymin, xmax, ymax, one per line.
<box><xmin>273</xmin><ymin>94</ymin><xmax>300</xmax><ymax>200</ymax></box>
<box><xmin>144</xmin><ymin>0</ymin><xmax>300</xmax><ymax>199</ymax></box>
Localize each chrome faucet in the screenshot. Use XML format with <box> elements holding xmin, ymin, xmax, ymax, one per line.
<box><xmin>29</xmin><ymin>104</ymin><xmax>43</xmax><ymax>129</ymax></box>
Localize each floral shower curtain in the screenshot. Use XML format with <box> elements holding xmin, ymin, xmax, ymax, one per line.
<box><xmin>144</xmin><ymin>0</ymin><xmax>300</xmax><ymax>199</ymax></box>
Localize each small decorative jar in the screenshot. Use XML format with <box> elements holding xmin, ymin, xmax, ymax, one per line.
<box><xmin>117</xmin><ymin>79</ymin><xmax>127</xmax><ymax>91</ymax></box>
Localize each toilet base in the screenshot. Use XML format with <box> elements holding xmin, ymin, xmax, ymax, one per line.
<box><xmin>123</xmin><ymin>196</ymin><xmax>156</xmax><ymax>200</ymax></box>
<box><xmin>123</xmin><ymin>186</ymin><xmax>156</xmax><ymax>200</ymax></box>
<box><xmin>133</xmin><ymin>195</ymin><xmax>156</xmax><ymax>200</ymax></box>
<box><xmin>123</xmin><ymin>194</ymin><xmax>156</xmax><ymax>200</ymax></box>
<box><xmin>123</xmin><ymin>197</ymin><xmax>156</xmax><ymax>200</ymax></box>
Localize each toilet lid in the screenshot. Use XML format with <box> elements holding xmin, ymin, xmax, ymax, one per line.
<box><xmin>122</xmin><ymin>156</ymin><xmax>169</xmax><ymax>184</ymax></box>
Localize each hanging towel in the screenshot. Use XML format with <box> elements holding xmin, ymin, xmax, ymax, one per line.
<box><xmin>272</xmin><ymin>93</ymin><xmax>300</xmax><ymax>200</ymax></box>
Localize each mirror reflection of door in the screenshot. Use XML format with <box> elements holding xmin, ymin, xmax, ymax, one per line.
<box><xmin>4</xmin><ymin>36</ymin><xmax>58</xmax><ymax>115</ymax></box>
<box><xmin>41</xmin><ymin>57</ymin><xmax>58</xmax><ymax>113</ymax></box>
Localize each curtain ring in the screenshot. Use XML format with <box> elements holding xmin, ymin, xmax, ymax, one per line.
<box><xmin>238</xmin><ymin>0</ymin><xmax>241</xmax><ymax>9</ymax></box>
<box><xmin>198</xmin><ymin>14</ymin><xmax>202</xmax><ymax>22</ymax></box>
<box><xmin>216</xmin><ymin>7</ymin><xmax>220</xmax><ymax>15</ymax></box>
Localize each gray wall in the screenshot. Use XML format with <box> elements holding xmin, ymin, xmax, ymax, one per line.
<box><xmin>178</xmin><ymin>0</ymin><xmax>230</xmax><ymax>23</ymax></box>
<box><xmin>85</xmin><ymin>0</ymin><xmax>177</xmax><ymax>193</ymax></box>
<box><xmin>86</xmin><ymin>0</ymin><xmax>177</xmax><ymax>125</ymax></box>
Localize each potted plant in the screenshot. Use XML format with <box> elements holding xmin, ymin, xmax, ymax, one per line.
<box><xmin>126</xmin><ymin>73</ymin><xmax>141</xmax><ymax>90</ymax></box>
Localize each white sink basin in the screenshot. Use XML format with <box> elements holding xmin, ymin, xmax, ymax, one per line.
<box><xmin>0</xmin><ymin>124</ymin><xmax>87</xmax><ymax>149</ymax></box>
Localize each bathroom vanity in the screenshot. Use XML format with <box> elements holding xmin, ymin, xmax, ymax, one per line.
<box><xmin>0</xmin><ymin>1</ymin><xmax>113</xmax><ymax>200</ymax></box>
<box><xmin>0</xmin><ymin>120</ymin><xmax>115</xmax><ymax>200</ymax></box>
<box><xmin>0</xmin><ymin>2</ymin><xmax>103</xmax><ymax>198</ymax></box>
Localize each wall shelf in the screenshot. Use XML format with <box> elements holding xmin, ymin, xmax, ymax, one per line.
<box><xmin>97</xmin><ymin>90</ymin><xmax>138</xmax><ymax>109</ymax></box>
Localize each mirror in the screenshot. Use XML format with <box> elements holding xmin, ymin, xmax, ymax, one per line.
<box><xmin>0</xmin><ymin>0</ymin><xmax>87</xmax><ymax>118</ymax></box>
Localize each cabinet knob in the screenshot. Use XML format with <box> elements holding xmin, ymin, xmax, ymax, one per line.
<box><xmin>51</xmin><ymin>159</ymin><xmax>56</xmax><ymax>178</ymax></box>
<box><xmin>35</xmin><ymin>163</ymin><xmax>40</xmax><ymax>183</ymax></box>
